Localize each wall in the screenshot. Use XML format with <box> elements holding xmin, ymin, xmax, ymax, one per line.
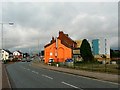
<box><xmin>44</xmin><ymin>39</ymin><xmax>72</xmax><ymax>63</ymax></box>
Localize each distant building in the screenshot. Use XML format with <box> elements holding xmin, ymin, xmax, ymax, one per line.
<box><xmin>44</xmin><ymin>31</ymin><xmax>77</xmax><ymax>63</ymax></box>
<box><xmin>13</xmin><ymin>50</ymin><xmax>23</xmax><ymax>60</ymax></box>
<box><xmin>92</xmin><ymin>39</ymin><xmax>110</xmax><ymax>60</ymax></box>
<box><xmin>1</xmin><ymin>49</ymin><xmax>13</xmax><ymax>61</ymax></box>
<box><xmin>75</xmin><ymin>40</ymin><xmax>83</xmax><ymax>48</ymax></box>
<box><xmin>72</xmin><ymin>40</ymin><xmax>83</xmax><ymax>61</ymax></box>
<box><xmin>23</xmin><ymin>53</ymin><xmax>29</xmax><ymax>58</ymax></box>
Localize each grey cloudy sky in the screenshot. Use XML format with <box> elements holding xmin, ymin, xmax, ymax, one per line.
<box><xmin>0</xmin><ymin>1</ymin><xmax>118</xmax><ymax>52</ymax></box>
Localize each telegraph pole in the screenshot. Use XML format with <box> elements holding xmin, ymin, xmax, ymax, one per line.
<box><xmin>105</xmin><ymin>39</ymin><xmax>107</xmax><ymax>72</ymax></box>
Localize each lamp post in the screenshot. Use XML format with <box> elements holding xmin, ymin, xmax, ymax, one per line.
<box><xmin>0</xmin><ymin>22</ymin><xmax>14</xmax><ymax>62</ymax></box>
<box><xmin>1</xmin><ymin>22</ymin><xmax>14</xmax><ymax>49</ymax></box>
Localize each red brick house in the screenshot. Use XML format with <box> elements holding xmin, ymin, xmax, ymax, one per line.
<box><xmin>44</xmin><ymin>31</ymin><xmax>77</xmax><ymax>63</ymax></box>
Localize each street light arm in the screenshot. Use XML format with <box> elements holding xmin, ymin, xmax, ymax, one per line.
<box><xmin>9</xmin><ymin>22</ymin><xmax>14</xmax><ymax>25</ymax></box>
<box><xmin>0</xmin><ymin>22</ymin><xmax>14</xmax><ymax>25</ymax></box>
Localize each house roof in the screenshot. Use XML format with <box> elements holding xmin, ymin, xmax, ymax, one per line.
<box><xmin>58</xmin><ymin>31</ymin><xmax>77</xmax><ymax>48</ymax></box>
<box><xmin>13</xmin><ymin>50</ymin><xmax>22</xmax><ymax>54</ymax></box>
<box><xmin>44</xmin><ymin>31</ymin><xmax>77</xmax><ymax>48</ymax></box>
<box><xmin>44</xmin><ymin>36</ymin><xmax>56</xmax><ymax>48</ymax></box>
<box><xmin>17</xmin><ymin>50</ymin><xmax>22</xmax><ymax>54</ymax></box>
<box><xmin>2</xmin><ymin>49</ymin><xmax>12</xmax><ymax>54</ymax></box>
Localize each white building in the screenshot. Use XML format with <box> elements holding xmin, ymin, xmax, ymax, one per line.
<box><xmin>13</xmin><ymin>51</ymin><xmax>21</xmax><ymax>56</ymax></box>
<box><xmin>13</xmin><ymin>50</ymin><xmax>23</xmax><ymax>60</ymax></box>
<box><xmin>1</xmin><ymin>49</ymin><xmax>11</xmax><ymax>60</ymax></box>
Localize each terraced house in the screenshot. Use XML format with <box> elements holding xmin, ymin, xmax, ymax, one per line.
<box><xmin>44</xmin><ymin>31</ymin><xmax>77</xmax><ymax>63</ymax></box>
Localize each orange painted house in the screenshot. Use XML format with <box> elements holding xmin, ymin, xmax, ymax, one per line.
<box><xmin>44</xmin><ymin>31</ymin><xmax>77</xmax><ymax>63</ymax></box>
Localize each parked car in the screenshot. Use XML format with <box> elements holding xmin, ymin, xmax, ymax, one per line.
<box><xmin>65</xmin><ymin>59</ymin><xmax>73</xmax><ymax>62</ymax></box>
<box><xmin>48</xmin><ymin>58</ymin><xmax>54</xmax><ymax>65</ymax></box>
<box><xmin>49</xmin><ymin>58</ymin><xmax>54</xmax><ymax>63</ymax></box>
<box><xmin>26</xmin><ymin>59</ymin><xmax>31</xmax><ymax>62</ymax></box>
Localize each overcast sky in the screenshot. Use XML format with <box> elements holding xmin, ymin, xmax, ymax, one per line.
<box><xmin>0</xmin><ymin>0</ymin><xmax>118</xmax><ymax>53</ymax></box>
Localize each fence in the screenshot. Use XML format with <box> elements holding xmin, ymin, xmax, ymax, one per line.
<box><xmin>70</xmin><ymin>62</ymin><xmax>119</xmax><ymax>74</ymax></box>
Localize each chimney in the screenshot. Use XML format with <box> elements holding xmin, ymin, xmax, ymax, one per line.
<box><xmin>59</xmin><ymin>31</ymin><xmax>63</xmax><ymax>35</ymax></box>
<box><xmin>51</xmin><ymin>36</ymin><xmax>55</xmax><ymax>43</ymax></box>
<box><xmin>65</xmin><ymin>34</ymin><xmax>68</xmax><ymax>37</ymax></box>
<box><xmin>52</xmin><ymin>36</ymin><xmax>54</xmax><ymax>41</ymax></box>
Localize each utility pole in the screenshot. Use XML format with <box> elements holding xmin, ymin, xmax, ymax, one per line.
<box><xmin>38</xmin><ymin>39</ymin><xmax>39</xmax><ymax>56</ymax></box>
<box><xmin>105</xmin><ymin>39</ymin><xmax>107</xmax><ymax>72</ymax></box>
<box><xmin>0</xmin><ymin>22</ymin><xmax>14</xmax><ymax>63</ymax></box>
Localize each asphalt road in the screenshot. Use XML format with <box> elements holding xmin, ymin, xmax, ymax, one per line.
<box><xmin>6</xmin><ymin>62</ymin><xmax>119</xmax><ymax>89</ymax></box>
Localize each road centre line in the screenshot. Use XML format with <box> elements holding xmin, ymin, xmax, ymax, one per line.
<box><xmin>61</xmin><ymin>81</ymin><xmax>80</xmax><ymax>89</ymax></box>
<box><xmin>32</xmin><ymin>71</ymin><xmax>39</xmax><ymax>74</ymax></box>
<box><xmin>42</xmin><ymin>74</ymin><xmax>53</xmax><ymax>79</ymax></box>
<box><xmin>67</xmin><ymin>73</ymin><xmax>119</xmax><ymax>85</ymax></box>
<box><xmin>30</xmin><ymin>64</ymin><xmax>118</xmax><ymax>85</ymax></box>
<box><xmin>49</xmin><ymin>69</ymin><xmax>118</xmax><ymax>85</ymax></box>
<box><xmin>23</xmin><ymin>67</ymin><xmax>26</xmax><ymax>69</ymax></box>
<box><xmin>27</xmin><ymin>68</ymin><xmax>30</xmax><ymax>70</ymax></box>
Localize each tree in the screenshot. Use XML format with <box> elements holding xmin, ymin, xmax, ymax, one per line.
<box><xmin>80</xmin><ymin>39</ymin><xmax>94</xmax><ymax>62</ymax></box>
<box><xmin>110</xmin><ymin>49</ymin><xmax>120</xmax><ymax>58</ymax></box>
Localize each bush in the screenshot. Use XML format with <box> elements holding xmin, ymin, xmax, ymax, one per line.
<box><xmin>12</xmin><ymin>58</ymin><xmax>18</xmax><ymax>62</ymax></box>
<box><xmin>51</xmin><ymin>62</ymin><xmax>57</xmax><ymax>66</ymax></box>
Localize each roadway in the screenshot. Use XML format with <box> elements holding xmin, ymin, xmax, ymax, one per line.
<box><xmin>6</xmin><ymin>62</ymin><xmax>119</xmax><ymax>89</ymax></box>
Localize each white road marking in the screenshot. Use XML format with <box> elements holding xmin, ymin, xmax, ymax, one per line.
<box><xmin>66</xmin><ymin>73</ymin><xmax>119</xmax><ymax>85</ymax></box>
<box><xmin>61</xmin><ymin>81</ymin><xmax>80</xmax><ymax>89</ymax></box>
<box><xmin>42</xmin><ymin>74</ymin><xmax>53</xmax><ymax>79</ymax></box>
<box><xmin>32</xmin><ymin>71</ymin><xmax>39</xmax><ymax>74</ymax></box>
<box><xmin>50</xmin><ymin>70</ymin><xmax>118</xmax><ymax>85</ymax></box>
<box><xmin>23</xmin><ymin>67</ymin><xmax>26</xmax><ymax>69</ymax></box>
<box><xmin>27</xmin><ymin>68</ymin><xmax>30</xmax><ymax>70</ymax></box>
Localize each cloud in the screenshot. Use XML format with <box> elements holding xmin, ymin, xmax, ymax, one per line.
<box><xmin>0</xmin><ymin>2</ymin><xmax>118</xmax><ymax>52</ymax></box>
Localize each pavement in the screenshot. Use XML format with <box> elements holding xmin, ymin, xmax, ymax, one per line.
<box><xmin>0</xmin><ymin>61</ymin><xmax>2</xmax><ymax>90</ymax></box>
<box><xmin>31</xmin><ymin>62</ymin><xmax>119</xmax><ymax>83</ymax></box>
<box><xmin>1</xmin><ymin>61</ymin><xmax>11</xmax><ymax>90</ymax></box>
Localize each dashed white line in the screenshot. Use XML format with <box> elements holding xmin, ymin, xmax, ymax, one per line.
<box><xmin>27</xmin><ymin>68</ymin><xmax>30</xmax><ymax>70</ymax></box>
<box><xmin>61</xmin><ymin>81</ymin><xmax>80</xmax><ymax>89</ymax></box>
<box><xmin>42</xmin><ymin>74</ymin><xmax>53</xmax><ymax>79</ymax></box>
<box><xmin>32</xmin><ymin>71</ymin><xmax>39</xmax><ymax>74</ymax></box>
<box><xmin>23</xmin><ymin>67</ymin><xmax>26</xmax><ymax>69</ymax></box>
<box><xmin>51</xmin><ymin>70</ymin><xmax>118</xmax><ymax>85</ymax></box>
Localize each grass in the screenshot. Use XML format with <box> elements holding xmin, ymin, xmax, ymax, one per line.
<box><xmin>48</xmin><ymin>61</ymin><xmax>119</xmax><ymax>74</ymax></box>
<box><xmin>73</xmin><ymin>63</ymin><xmax>119</xmax><ymax>74</ymax></box>
<box><xmin>32</xmin><ymin>58</ymin><xmax>119</xmax><ymax>74</ymax></box>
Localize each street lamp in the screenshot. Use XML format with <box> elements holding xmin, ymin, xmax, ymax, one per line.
<box><xmin>0</xmin><ymin>22</ymin><xmax>14</xmax><ymax>49</ymax></box>
<box><xmin>8</xmin><ymin>22</ymin><xmax>14</xmax><ymax>25</ymax></box>
<box><xmin>0</xmin><ymin>22</ymin><xmax>14</xmax><ymax>62</ymax></box>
